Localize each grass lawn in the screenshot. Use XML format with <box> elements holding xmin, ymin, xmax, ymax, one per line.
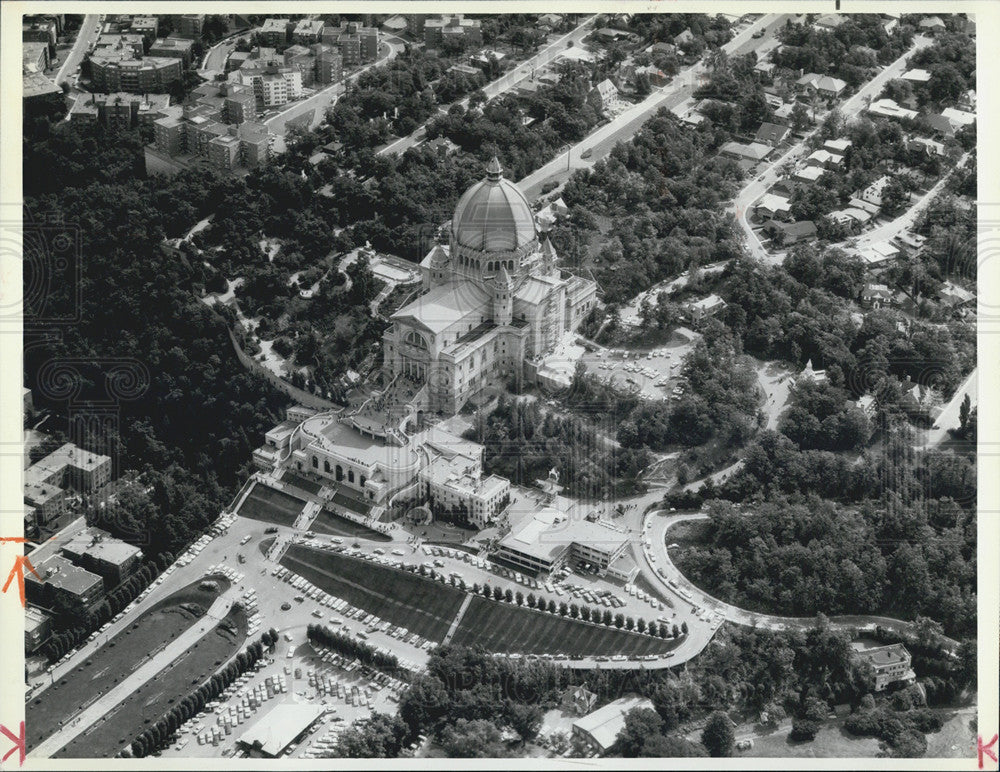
<box><xmin>743</xmin><ymin>721</ymin><xmax>882</xmax><ymax>758</ymax></box>
<box><xmin>281</xmin><ymin>471</ymin><xmax>324</xmax><ymax>496</ymax></box>
<box><xmin>280</xmin><ymin>545</ymin><xmax>465</xmax><ymax>641</ymax></box>
<box><xmin>26</xmin><ymin>578</ymin><xmax>229</xmax><ymax>750</ymax></box>
<box><xmin>310</xmin><ymin>508</ymin><xmax>391</xmax><ymax>542</ymax></box>
<box><xmin>54</xmin><ymin>605</ymin><xmax>248</xmax><ymax>758</ymax></box>
<box><xmin>450</xmin><ymin>596</ymin><xmax>682</xmax><ymax>657</ymax></box>
<box><xmin>237</xmin><ymin>482</ymin><xmax>306</xmax><ymax>526</ymax></box>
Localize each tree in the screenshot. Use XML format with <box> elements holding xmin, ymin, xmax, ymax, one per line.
<box><xmin>559</xmin><ymin>602</ymin><xmax>569</xmax><ymax>616</ymax></box>
<box><xmin>439</xmin><ymin>718</ymin><xmax>510</xmax><ymax>758</ymax></box>
<box><xmin>515</xmin><ymin>591</ymin><xmax>524</xmax><ymax>606</ymax></box>
<box><xmin>613</xmin><ymin>707</ymin><xmax>663</xmax><ymax>756</ymax></box>
<box><xmin>959</xmin><ymin>393</ymin><xmax>972</xmax><ymax>433</ymax></box>
<box><xmin>504</xmin><ymin>588</ymin><xmax>514</xmax><ymax>603</ymax></box>
<box><xmin>636</xmin><ymin>618</ymin><xmax>647</xmax><ymax>633</ymax></box>
<box><xmin>681</xmin><ymin>622</ymin><xmax>688</xmax><ymax>635</ymax></box>
<box><xmin>526</xmin><ymin>592</ymin><xmax>537</xmax><ymax>608</ymax></box>
<box><xmin>672</xmin><ymin>624</ymin><xmax>681</xmax><ymax>638</ymax></box>
<box><xmin>701</xmin><ymin>711</ymin><xmax>735</xmax><ymax>757</ymax></box>
<box><xmin>569</xmin><ymin>603</ymin><xmax>579</xmax><ymax>619</ymax></box>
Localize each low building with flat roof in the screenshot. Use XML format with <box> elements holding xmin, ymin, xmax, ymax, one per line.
<box><xmin>496</xmin><ymin>505</ymin><xmax>631</xmax><ymax>575</ymax></box>
<box><xmin>25</xmin><ymin>554</ymin><xmax>104</xmax><ymax>612</ymax></box>
<box><xmin>572</xmin><ymin>696</ymin><xmax>656</xmax><ymax>754</ymax></box>
<box><xmin>420</xmin><ymin>452</ymin><xmax>510</xmax><ymax>528</ymax></box>
<box><xmin>237</xmin><ymin>703</ymin><xmax>325</xmax><ymax>757</ymax></box>
<box><xmin>25</xmin><ymin>606</ymin><xmax>52</xmax><ymax>654</ymax></box>
<box><xmin>26</xmin><ymin>442</ymin><xmax>112</xmax><ymax>492</ymax></box>
<box><xmin>61</xmin><ymin>526</ymin><xmax>143</xmax><ymax>587</ymax></box>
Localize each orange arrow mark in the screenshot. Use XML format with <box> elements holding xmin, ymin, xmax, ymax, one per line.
<box><xmin>2</xmin><ymin>556</ymin><xmax>40</xmax><ymax>608</ymax></box>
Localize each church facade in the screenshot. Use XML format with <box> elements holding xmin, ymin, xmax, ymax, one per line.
<box><xmin>382</xmin><ymin>158</ymin><xmax>598</xmax><ymax>415</ymax></box>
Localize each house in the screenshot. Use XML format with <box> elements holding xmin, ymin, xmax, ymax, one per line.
<box><xmin>901</xmin><ymin>68</ymin><xmax>931</xmax><ymax>83</ymax></box>
<box><xmin>860</xmin><ymin>176</ymin><xmax>891</xmax><ymax>208</ymax></box>
<box><xmin>858</xmin><ymin>240</ymin><xmax>901</xmax><ymax>268</ymax></box>
<box><xmin>634</xmin><ymin>64</ymin><xmax>669</xmax><ymax>87</ymax></box>
<box><xmin>882</xmin><ymin>17</ymin><xmax>899</xmax><ymax>35</ymax></box>
<box><xmin>831</xmin><ymin>207</ymin><xmax>873</xmax><ymax>229</ymax></box>
<box><xmin>922</xmin><ymin>113</ymin><xmax>957</xmax><ymax>137</ymax></box>
<box><xmin>764</xmin><ymin>220</ymin><xmax>816</xmax><ymax>245</ymax></box>
<box><xmin>861</xmin><ymin>283</ymin><xmax>894</xmax><ymax>308</ymax></box>
<box><xmin>957</xmin><ymin>89</ymin><xmax>976</xmax><ymax>112</ymax></box>
<box><xmin>755</xmin><ymin>193</ymin><xmax>792</xmax><ymax>220</ymax></box>
<box><xmin>814</xmin><ymin>14</ymin><xmax>847</xmax><ymax>31</ymax></box>
<box><xmin>806</xmin><ymin>149</ymin><xmax>844</xmax><ymax>169</ymax></box>
<box><xmin>793</xmin><ymin>165</ymin><xmax>825</xmax><ymax>182</ymax></box>
<box><xmin>867</xmin><ymin>98</ymin><xmax>918</xmax><ymax>121</ymax></box>
<box><xmin>424</xmin><ymin>136</ymin><xmax>460</xmax><ymax>155</ymax></box>
<box><xmin>894</xmin><ymin>231</ymin><xmax>926</xmax><ymax>251</ymax></box>
<box><xmin>856</xmin><ymin>394</ymin><xmax>878</xmax><ymax>419</ymax></box>
<box><xmin>650</xmin><ymin>42</ymin><xmax>675</xmax><ymax>56</ymax></box>
<box><xmin>588</xmin><ymin>79</ymin><xmax>624</xmax><ymax>114</ymax></box>
<box><xmin>938</xmin><ymin>281</ymin><xmax>974</xmax><ymax>307</ymax></box>
<box><xmin>687</xmin><ymin>294</ymin><xmax>727</xmax><ymax>325</ymax></box>
<box><xmin>719</xmin><ymin>141</ymin><xmax>772</xmax><ymax>162</ymax></box>
<box><xmin>539</xmin><ymin>13</ymin><xmax>564</xmax><ymax>28</ymax></box>
<box><xmin>909</xmin><ymin>136</ymin><xmax>946</xmax><ymax>156</ymax></box>
<box><xmin>823</xmin><ymin>138</ymin><xmax>852</xmax><ymax>154</ymax></box>
<box><xmin>754</xmin><ymin>60</ymin><xmax>776</xmax><ymax>76</ymax></box>
<box><xmin>755</xmin><ymin>121</ymin><xmax>791</xmax><ymax>146</ymax></box>
<box><xmin>855</xmin><ymin>643</ymin><xmax>916</xmax><ymax>691</ymax></box>
<box><xmin>562</xmin><ymin>685</ymin><xmax>598</xmax><ymax>717</ymax></box>
<box><xmin>796</xmin><ymin>73</ymin><xmax>847</xmax><ymax>98</ymax></box>
<box><xmin>918</xmin><ymin>16</ymin><xmax>946</xmax><ymax>34</ymax></box>
<box><xmin>941</xmin><ymin>107</ymin><xmax>975</xmax><ymax>130</ymax></box>
<box><xmin>673</xmin><ymin>29</ymin><xmax>694</xmax><ymax>46</ymax></box>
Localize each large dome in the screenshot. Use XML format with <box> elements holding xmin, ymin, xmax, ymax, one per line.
<box><xmin>452</xmin><ymin>157</ymin><xmax>537</xmax><ymax>253</ymax></box>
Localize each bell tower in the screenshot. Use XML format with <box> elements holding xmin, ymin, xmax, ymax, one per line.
<box><xmin>491</xmin><ymin>264</ymin><xmax>514</xmax><ymax>326</ymax></box>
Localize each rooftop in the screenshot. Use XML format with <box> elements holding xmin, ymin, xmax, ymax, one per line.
<box><xmin>392</xmin><ymin>280</ymin><xmax>490</xmax><ymax>335</ymax></box>
<box><xmin>237</xmin><ymin>703</ymin><xmax>325</xmax><ymax>756</ymax></box>
<box><xmin>61</xmin><ymin>526</ymin><xmax>142</xmax><ymax>567</ymax></box>
<box><xmin>27</xmin><ymin>554</ymin><xmax>103</xmax><ymax>597</ymax></box>
<box><xmin>574</xmin><ymin>696</ymin><xmax>656</xmax><ymax>751</ymax></box>
<box><xmin>854</xmin><ymin>642</ymin><xmax>910</xmax><ymax>667</ymax></box>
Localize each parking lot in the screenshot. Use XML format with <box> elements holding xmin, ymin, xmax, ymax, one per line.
<box><xmin>578</xmin><ymin>341</ymin><xmax>697</xmax><ymax>400</ymax></box>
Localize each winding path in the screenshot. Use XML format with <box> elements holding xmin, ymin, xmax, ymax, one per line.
<box><xmin>639</xmin><ymin>509</ymin><xmax>959</xmax><ymax>648</ymax></box>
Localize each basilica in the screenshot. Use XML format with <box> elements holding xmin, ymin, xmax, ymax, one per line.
<box><xmin>382</xmin><ymin>158</ymin><xmax>598</xmax><ymax>415</ymax></box>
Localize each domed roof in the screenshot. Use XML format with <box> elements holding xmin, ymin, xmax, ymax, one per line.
<box><xmin>452</xmin><ymin>158</ymin><xmax>537</xmax><ymax>253</ymax></box>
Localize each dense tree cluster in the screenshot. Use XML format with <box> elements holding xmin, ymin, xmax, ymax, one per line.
<box><xmin>612</xmin><ymin>707</ymin><xmax>706</xmax><ymax>757</ymax></box>
<box><xmin>463</xmin><ymin>394</ymin><xmax>650</xmax><ymax>498</ymax></box>
<box><xmin>24</xmin><ymin>122</ymin><xmax>290</xmax><ymax>557</ymax></box>
<box><xmin>772</xmin><ymin>15</ymin><xmax>914</xmax><ymax>85</ymax></box>
<box><xmin>718</xmin><ymin>256</ymin><xmax>974</xmax><ymax>399</ymax></box>
<box><xmin>306</xmin><ymin>623</ymin><xmax>401</xmax><ymax>673</ymax></box>
<box><xmin>616</xmin><ymin>321</ymin><xmax>761</xmax><ymax>451</ymax></box>
<box><xmin>560</xmin><ymin>111</ymin><xmax>745</xmax><ymax>303</ymax></box>
<box><xmin>778</xmin><ymin>379</ymin><xmax>871</xmax><ymax>451</ymax></box>
<box><xmin>674</xmin><ymin>493</ymin><xmax>976</xmax><ymax>637</ymax></box>
<box><xmin>331</xmin><ymin>713</ymin><xmax>409</xmax><ymax>758</ymax></box>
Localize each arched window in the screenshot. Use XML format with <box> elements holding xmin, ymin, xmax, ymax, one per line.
<box><xmin>404</xmin><ymin>330</ymin><xmax>428</xmax><ymax>350</ymax></box>
<box><xmin>336</xmin><ymin>465</ymin><xmax>343</xmax><ymax>481</ymax></box>
<box><xmin>312</xmin><ymin>456</ymin><xmax>318</xmax><ymax>469</ymax></box>
<box><xmin>360</xmin><ymin>475</ymin><xmax>367</xmax><ymax>488</ymax></box>
<box><xmin>324</xmin><ymin>459</ymin><xmax>331</xmax><ymax>473</ymax></box>
<box><xmin>348</xmin><ymin>470</ymin><xmax>355</xmax><ymax>483</ymax></box>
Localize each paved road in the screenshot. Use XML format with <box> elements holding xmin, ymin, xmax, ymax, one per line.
<box><xmin>516</xmin><ymin>13</ymin><xmax>791</xmax><ymax>200</ymax></box>
<box><xmin>379</xmin><ymin>16</ymin><xmax>599</xmax><ymax>157</ymax></box>
<box><xmin>264</xmin><ymin>35</ymin><xmax>406</xmax><ymax>136</ymax></box>
<box><xmin>31</xmin><ymin>590</ymin><xmax>238</xmax><ymax>759</ymax></box>
<box><xmin>733</xmin><ymin>35</ymin><xmax>934</xmax><ymax>263</ymax></box>
<box><xmin>843</xmin><ymin>152</ymin><xmax>970</xmax><ymax>254</ymax></box>
<box><xmin>919</xmin><ymin>366</ymin><xmax>978</xmax><ymax>448</ymax></box>
<box><xmin>54</xmin><ymin>14</ymin><xmax>103</xmax><ymax>86</ymax></box>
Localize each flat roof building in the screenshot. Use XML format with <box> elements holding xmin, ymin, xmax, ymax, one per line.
<box><xmin>25</xmin><ymin>554</ymin><xmax>104</xmax><ymax>612</ymax></box>
<box><xmin>237</xmin><ymin>703</ymin><xmax>325</xmax><ymax>757</ymax></box>
<box><xmin>853</xmin><ymin>643</ymin><xmax>916</xmax><ymax>691</ymax></box>
<box><xmin>61</xmin><ymin>526</ymin><xmax>143</xmax><ymax>587</ymax></box>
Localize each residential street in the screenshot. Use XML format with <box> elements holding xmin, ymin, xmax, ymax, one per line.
<box><xmin>733</xmin><ymin>34</ymin><xmax>934</xmax><ymax>264</ymax></box>
<box><xmin>379</xmin><ymin>16</ymin><xmax>600</xmax><ymax>157</ymax></box>
<box><xmin>54</xmin><ymin>14</ymin><xmax>103</xmax><ymax>86</ymax></box>
<box><xmin>517</xmin><ymin>13</ymin><xmax>794</xmax><ymax>200</ymax></box>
